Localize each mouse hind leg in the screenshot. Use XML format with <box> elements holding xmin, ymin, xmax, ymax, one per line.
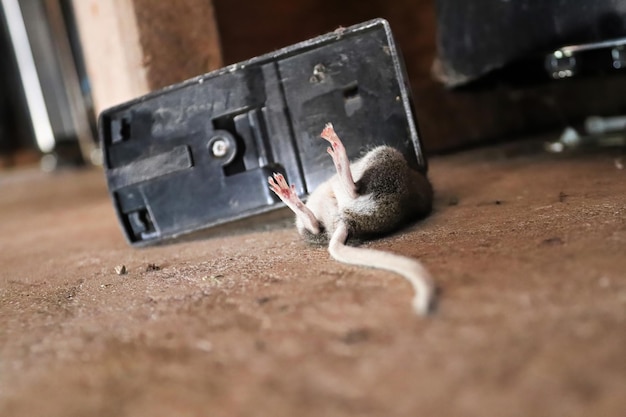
<box><xmin>320</xmin><ymin>123</ymin><xmax>357</xmax><ymax>200</ymax></box>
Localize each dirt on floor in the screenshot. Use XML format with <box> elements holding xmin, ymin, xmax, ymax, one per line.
<box><xmin>0</xmin><ymin>140</ymin><xmax>625</xmax><ymax>417</ymax></box>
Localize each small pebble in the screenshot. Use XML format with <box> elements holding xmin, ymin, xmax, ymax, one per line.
<box><xmin>598</xmin><ymin>276</ymin><xmax>611</xmax><ymax>289</ymax></box>
<box><xmin>115</xmin><ymin>265</ymin><xmax>127</xmax><ymax>275</ymax></box>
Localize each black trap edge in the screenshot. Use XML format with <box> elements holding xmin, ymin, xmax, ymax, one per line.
<box><xmin>99</xmin><ymin>18</ymin><xmax>428</xmax><ymax>246</ymax></box>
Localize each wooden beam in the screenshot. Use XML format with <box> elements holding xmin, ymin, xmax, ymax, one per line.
<box><xmin>71</xmin><ymin>0</ymin><xmax>149</xmax><ymax>113</ymax></box>
<box><xmin>71</xmin><ymin>0</ymin><xmax>222</xmax><ymax>114</ymax></box>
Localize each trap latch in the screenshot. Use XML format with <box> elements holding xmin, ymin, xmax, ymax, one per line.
<box><xmin>99</xmin><ymin>18</ymin><xmax>427</xmax><ymax>246</ymax></box>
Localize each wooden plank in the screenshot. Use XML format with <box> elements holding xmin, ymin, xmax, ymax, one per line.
<box><xmin>71</xmin><ymin>0</ymin><xmax>149</xmax><ymax>113</ymax></box>
<box><xmin>71</xmin><ymin>0</ymin><xmax>222</xmax><ymax>114</ymax></box>
<box><xmin>132</xmin><ymin>0</ymin><xmax>223</xmax><ymax>90</ymax></box>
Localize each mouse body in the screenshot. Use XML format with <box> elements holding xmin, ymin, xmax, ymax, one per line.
<box><xmin>268</xmin><ymin>123</ymin><xmax>435</xmax><ymax>314</ymax></box>
<box><xmin>300</xmin><ymin>144</ymin><xmax>433</xmax><ymax>244</ymax></box>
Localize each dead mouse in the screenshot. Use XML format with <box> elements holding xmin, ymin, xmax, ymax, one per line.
<box><xmin>268</xmin><ymin>123</ymin><xmax>435</xmax><ymax>315</ymax></box>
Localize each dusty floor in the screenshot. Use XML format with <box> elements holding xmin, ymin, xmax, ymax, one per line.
<box><xmin>1</xmin><ymin>140</ymin><xmax>625</xmax><ymax>417</ymax></box>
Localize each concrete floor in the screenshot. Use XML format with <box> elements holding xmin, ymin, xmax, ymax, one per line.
<box><xmin>1</xmin><ymin>140</ymin><xmax>625</xmax><ymax>416</ymax></box>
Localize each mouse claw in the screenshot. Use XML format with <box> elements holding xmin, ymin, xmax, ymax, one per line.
<box><xmin>274</xmin><ymin>173</ymin><xmax>288</xmax><ymax>189</ymax></box>
<box><xmin>268</xmin><ymin>175</ymin><xmax>279</xmax><ymax>194</ymax></box>
<box><xmin>268</xmin><ymin>172</ymin><xmax>285</xmax><ymax>191</ymax></box>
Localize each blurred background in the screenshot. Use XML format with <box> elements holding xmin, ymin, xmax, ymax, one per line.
<box><xmin>1</xmin><ymin>0</ymin><xmax>625</xmax><ymax>171</ymax></box>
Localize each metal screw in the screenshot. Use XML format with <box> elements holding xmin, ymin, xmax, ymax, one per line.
<box><xmin>309</xmin><ymin>63</ymin><xmax>327</xmax><ymax>83</ymax></box>
<box><xmin>211</xmin><ymin>138</ymin><xmax>229</xmax><ymax>157</ymax></box>
<box><xmin>545</xmin><ymin>49</ymin><xmax>576</xmax><ymax>79</ymax></box>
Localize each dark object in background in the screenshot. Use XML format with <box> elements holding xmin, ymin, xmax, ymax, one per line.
<box><xmin>211</xmin><ymin>0</ymin><xmax>626</xmax><ymax>153</ymax></box>
<box><xmin>0</xmin><ymin>0</ymin><xmax>95</xmax><ymax>168</ymax></box>
<box><xmin>435</xmin><ymin>0</ymin><xmax>626</xmax><ymax>86</ymax></box>
<box><xmin>0</xmin><ymin>0</ymin><xmax>25</xmax><ymax>161</ymax></box>
<box><xmin>100</xmin><ymin>19</ymin><xmax>427</xmax><ymax>246</ymax></box>
<box><xmin>545</xmin><ymin>37</ymin><xmax>626</xmax><ymax>80</ymax></box>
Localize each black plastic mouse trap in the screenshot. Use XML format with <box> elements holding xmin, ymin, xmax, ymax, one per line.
<box><xmin>99</xmin><ymin>18</ymin><xmax>428</xmax><ymax>246</ymax></box>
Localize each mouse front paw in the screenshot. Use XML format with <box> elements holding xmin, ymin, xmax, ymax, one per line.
<box><xmin>268</xmin><ymin>173</ymin><xmax>321</xmax><ymax>234</ymax></box>
<box><xmin>268</xmin><ymin>173</ymin><xmax>297</xmax><ymax>203</ymax></box>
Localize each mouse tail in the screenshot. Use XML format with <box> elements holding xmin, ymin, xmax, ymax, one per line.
<box><xmin>328</xmin><ymin>223</ymin><xmax>435</xmax><ymax>316</ymax></box>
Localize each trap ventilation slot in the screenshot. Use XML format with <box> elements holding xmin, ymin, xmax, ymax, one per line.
<box><xmin>343</xmin><ymin>83</ymin><xmax>359</xmax><ymax>100</ymax></box>
<box><xmin>126</xmin><ymin>208</ymin><xmax>158</xmax><ymax>241</ymax></box>
<box><xmin>110</xmin><ymin>115</ymin><xmax>132</xmax><ymax>144</ymax></box>
<box><xmin>343</xmin><ymin>83</ymin><xmax>362</xmax><ymax>116</ymax></box>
